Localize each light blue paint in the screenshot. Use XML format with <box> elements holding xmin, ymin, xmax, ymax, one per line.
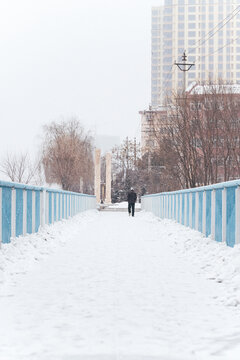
<box><xmin>48</xmin><ymin>192</ymin><xmax>52</xmax><ymax>224</ymax></box>
<box><xmin>27</xmin><ymin>190</ymin><xmax>32</xmax><ymax>234</ymax></box>
<box><xmin>186</xmin><ymin>193</ymin><xmax>189</xmax><ymax>226</ymax></box>
<box><xmin>177</xmin><ymin>194</ymin><xmax>180</xmax><ymax>222</ymax></box>
<box><xmin>35</xmin><ymin>191</ymin><xmax>40</xmax><ymax>232</ymax></box>
<box><xmin>181</xmin><ymin>194</ymin><xmax>185</xmax><ymax>225</ymax></box>
<box><xmin>174</xmin><ymin>194</ymin><xmax>176</xmax><ymax>220</ymax></box>
<box><xmin>198</xmin><ymin>192</ymin><xmax>203</xmax><ymax>232</ymax></box>
<box><xmin>226</xmin><ymin>187</ymin><xmax>236</xmax><ymax>247</ymax></box>
<box><xmin>0</xmin><ymin>182</ymin><xmax>95</xmax><ymax>244</ymax></box>
<box><xmin>68</xmin><ymin>195</ymin><xmax>70</xmax><ymax>217</ymax></box>
<box><xmin>2</xmin><ymin>187</ymin><xmax>11</xmax><ymax>243</ymax></box>
<box><xmin>62</xmin><ymin>194</ymin><xmax>65</xmax><ymax>218</ymax></box>
<box><xmin>192</xmin><ymin>193</ymin><xmax>196</xmax><ymax>229</ymax></box>
<box><xmin>16</xmin><ymin>188</ymin><xmax>23</xmax><ymax>237</ymax></box>
<box><xmin>206</xmin><ymin>190</ymin><xmax>212</xmax><ymax>237</ymax></box>
<box><xmin>54</xmin><ymin>193</ymin><xmax>57</xmax><ymax>222</ymax></box>
<box><xmin>58</xmin><ymin>193</ymin><xmax>61</xmax><ymax>220</ymax></box>
<box><xmin>215</xmin><ymin>189</ymin><xmax>222</xmax><ymax>242</ymax></box>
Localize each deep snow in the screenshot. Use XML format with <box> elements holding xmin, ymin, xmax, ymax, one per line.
<box><xmin>1</xmin><ymin>209</ymin><xmax>240</xmax><ymax>359</ymax></box>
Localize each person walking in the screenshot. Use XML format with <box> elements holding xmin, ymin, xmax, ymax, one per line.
<box><xmin>127</xmin><ymin>187</ymin><xmax>137</xmax><ymax>217</ymax></box>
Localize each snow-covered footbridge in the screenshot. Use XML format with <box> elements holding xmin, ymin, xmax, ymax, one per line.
<box><xmin>1</xmin><ymin>180</ymin><xmax>240</xmax><ymax>359</ymax></box>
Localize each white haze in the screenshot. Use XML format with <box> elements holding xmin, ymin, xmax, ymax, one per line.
<box><xmin>0</xmin><ymin>0</ymin><xmax>163</xmax><ymax>158</ymax></box>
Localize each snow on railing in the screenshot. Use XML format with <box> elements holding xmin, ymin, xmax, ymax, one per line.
<box><xmin>141</xmin><ymin>179</ymin><xmax>240</xmax><ymax>247</ymax></box>
<box><xmin>0</xmin><ymin>180</ymin><xmax>96</xmax><ymax>244</ymax></box>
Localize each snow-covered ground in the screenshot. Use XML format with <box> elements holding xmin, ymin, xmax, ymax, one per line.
<box><xmin>1</xmin><ymin>209</ymin><xmax>240</xmax><ymax>359</ymax></box>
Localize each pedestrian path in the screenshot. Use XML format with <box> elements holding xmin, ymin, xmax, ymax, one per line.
<box><xmin>0</xmin><ymin>210</ymin><xmax>240</xmax><ymax>360</ymax></box>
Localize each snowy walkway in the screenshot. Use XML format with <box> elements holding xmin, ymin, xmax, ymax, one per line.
<box><xmin>1</xmin><ymin>210</ymin><xmax>240</xmax><ymax>360</ymax></box>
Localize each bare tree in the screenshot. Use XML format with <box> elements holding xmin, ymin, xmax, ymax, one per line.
<box><xmin>0</xmin><ymin>152</ymin><xmax>38</xmax><ymax>184</ymax></box>
<box><xmin>149</xmin><ymin>82</ymin><xmax>240</xmax><ymax>190</ymax></box>
<box><xmin>41</xmin><ymin>118</ymin><xmax>94</xmax><ymax>193</ymax></box>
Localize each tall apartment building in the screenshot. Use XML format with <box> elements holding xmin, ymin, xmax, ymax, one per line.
<box><xmin>152</xmin><ymin>0</ymin><xmax>240</xmax><ymax>106</ymax></box>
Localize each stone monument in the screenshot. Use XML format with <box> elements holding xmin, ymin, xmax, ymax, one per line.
<box><xmin>105</xmin><ymin>152</ymin><xmax>112</xmax><ymax>204</ymax></box>
<box><xmin>94</xmin><ymin>149</ymin><xmax>101</xmax><ymax>203</ymax></box>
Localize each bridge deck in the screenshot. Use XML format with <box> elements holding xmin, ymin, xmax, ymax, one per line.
<box><xmin>0</xmin><ymin>210</ymin><xmax>239</xmax><ymax>359</ymax></box>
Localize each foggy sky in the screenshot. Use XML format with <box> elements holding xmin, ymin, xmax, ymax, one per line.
<box><xmin>0</xmin><ymin>0</ymin><xmax>163</xmax><ymax>158</ymax></box>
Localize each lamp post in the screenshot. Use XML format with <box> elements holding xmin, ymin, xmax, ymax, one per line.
<box><xmin>175</xmin><ymin>51</ymin><xmax>195</xmax><ymax>91</ymax></box>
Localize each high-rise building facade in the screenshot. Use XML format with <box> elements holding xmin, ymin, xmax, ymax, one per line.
<box><xmin>152</xmin><ymin>0</ymin><xmax>240</xmax><ymax>106</ymax></box>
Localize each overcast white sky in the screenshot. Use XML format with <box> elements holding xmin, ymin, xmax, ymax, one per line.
<box><xmin>0</xmin><ymin>0</ymin><xmax>163</xmax><ymax>158</ymax></box>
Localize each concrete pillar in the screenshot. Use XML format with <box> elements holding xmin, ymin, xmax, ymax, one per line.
<box><xmin>105</xmin><ymin>152</ymin><xmax>112</xmax><ymax>204</ymax></box>
<box><xmin>94</xmin><ymin>149</ymin><xmax>101</xmax><ymax>203</ymax></box>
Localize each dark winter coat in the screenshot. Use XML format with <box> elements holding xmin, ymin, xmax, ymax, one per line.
<box><xmin>127</xmin><ymin>190</ymin><xmax>137</xmax><ymax>204</ymax></box>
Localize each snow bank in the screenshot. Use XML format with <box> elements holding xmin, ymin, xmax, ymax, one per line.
<box><xmin>0</xmin><ymin>210</ymin><xmax>99</xmax><ymax>286</ymax></box>
<box><xmin>141</xmin><ymin>211</ymin><xmax>240</xmax><ymax>308</ymax></box>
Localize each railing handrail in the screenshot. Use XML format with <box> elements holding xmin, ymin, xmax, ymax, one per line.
<box><xmin>142</xmin><ymin>179</ymin><xmax>240</xmax><ymax>198</ymax></box>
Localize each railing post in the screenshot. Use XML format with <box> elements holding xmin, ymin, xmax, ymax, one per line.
<box><xmin>11</xmin><ymin>188</ymin><xmax>16</xmax><ymax>239</ymax></box>
<box><xmin>211</xmin><ymin>190</ymin><xmax>216</xmax><ymax>241</ymax></box>
<box><xmin>203</xmin><ymin>191</ymin><xmax>206</xmax><ymax>235</ymax></box>
<box><xmin>222</xmin><ymin>187</ymin><xmax>227</xmax><ymax>243</ymax></box>
<box><xmin>236</xmin><ymin>186</ymin><xmax>240</xmax><ymax>244</ymax></box>
<box><xmin>0</xmin><ymin>188</ymin><xmax>2</xmax><ymax>246</ymax></box>
<box><xmin>189</xmin><ymin>193</ymin><xmax>192</xmax><ymax>228</ymax></box>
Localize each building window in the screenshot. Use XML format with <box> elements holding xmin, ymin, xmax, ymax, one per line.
<box><xmin>163</xmin><ymin>24</ymin><xmax>172</xmax><ymax>30</ymax></box>
<box><xmin>164</xmin><ymin>32</ymin><xmax>172</xmax><ymax>38</ymax></box>
<box><xmin>188</xmin><ymin>72</ymin><xmax>195</xmax><ymax>79</ymax></box>
<box><xmin>188</xmin><ymin>15</ymin><xmax>196</xmax><ymax>21</ymax></box>
<box><xmin>163</xmin><ymin>57</ymin><xmax>172</xmax><ymax>63</ymax></box>
<box><xmin>188</xmin><ymin>56</ymin><xmax>195</xmax><ymax>62</ymax></box>
<box><xmin>189</xmin><ymin>6</ymin><xmax>196</xmax><ymax>12</ymax></box>
<box><xmin>188</xmin><ymin>31</ymin><xmax>196</xmax><ymax>37</ymax></box>
<box><xmin>164</xmin><ymin>7</ymin><xmax>172</xmax><ymax>14</ymax></box>
<box><xmin>178</xmin><ymin>15</ymin><xmax>184</xmax><ymax>21</ymax></box>
<box><xmin>188</xmin><ymin>23</ymin><xmax>196</xmax><ymax>29</ymax></box>
<box><xmin>178</xmin><ymin>23</ymin><xmax>184</xmax><ymax>29</ymax></box>
<box><xmin>164</xmin><ymin>16</ymin><xmax>172</xmax><ymax>22</ymax></box>
<box><xmin>188</xmin><ymin>39</ymin><xmax>195</xmax><ymax>46</ymax></box>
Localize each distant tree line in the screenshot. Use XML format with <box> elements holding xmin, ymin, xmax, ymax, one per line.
<box><xmin>0</xmin><ymin>118</ymin><xmax>94</xmax><ymax>194</ymax></box>
<box><xmin>149</xmin><ymin>85</ymin><xmax>240</xmax><ymax>191</ymax></box>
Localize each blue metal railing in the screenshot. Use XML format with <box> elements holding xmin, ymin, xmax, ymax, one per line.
<box><xmin>0</xmin><ymin>180</ymin><xmax>96</xmax><ymax>244</ymax></box>
<box><xmin>141</xmin><ymin>179</ymin><xmax>240</xmax><ymax>247</ymax></box>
